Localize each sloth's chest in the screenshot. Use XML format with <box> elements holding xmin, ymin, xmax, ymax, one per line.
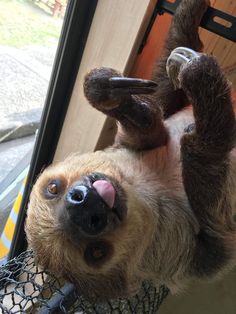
<box><xmin>137</xmin><ymin>107</ymin><xmax>236</xmax><ymax>211</ymax></box>
<box><xmin>133</xmin><ymin>108</ymin><xmax>195</xmax><ymax>189</ymax></box>
<box><xmin>113</xmin><ymin>106</ymin><xmax>236</xmax><ymax>207</ymax></box>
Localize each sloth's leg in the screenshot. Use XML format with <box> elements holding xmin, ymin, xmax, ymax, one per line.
<box><xmin>84</xmin><ymin>67</ymin><xmax>168</xmax><ymax>150</ymax></box>
<box><xmin>153</xmin><ymin>0</ymin><xmax>209</xmax><ymax>118</ymax></box>
<box><xmin>175</xmin><ymin>51</ymin><xmax>236</xmax><ymax>276</ymax></box>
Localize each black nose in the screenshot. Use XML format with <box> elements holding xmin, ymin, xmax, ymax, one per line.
<box><xmin>65</xmin><ymin>184</ymin><xmax>109</xmax><ymax>236</ymax></box>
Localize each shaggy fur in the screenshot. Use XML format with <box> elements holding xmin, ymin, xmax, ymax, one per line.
<box><xmin>25</xmin><ymin>0</ymin><xmax>236</xmax><ymax>301</ymax></box>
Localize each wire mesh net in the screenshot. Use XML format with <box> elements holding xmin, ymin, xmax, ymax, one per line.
<box><xmin>0</xmin><ymin>250</ymin><xmax>169</xmax><ymax>313</ymax></box>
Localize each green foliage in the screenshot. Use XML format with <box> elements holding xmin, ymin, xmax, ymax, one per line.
<box><xmin>0</xmin><ymin>0</ymin><xmax>62</xmax><ymax>47</ymax></box>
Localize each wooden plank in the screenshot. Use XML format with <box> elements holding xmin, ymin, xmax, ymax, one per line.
<box><xmin>199</xmin><ymin>0</ymin><xmax>227</xmax><ymax>54</ymax></box>
<box><xmin>199</xmin><ymin>0</ymin><xmax>236</xmax><ymax>87</ymax></box>
<box><xmin>54</xmin><ymin>0</ymin><xmax>157</xmax><ymax>162</ymax></box>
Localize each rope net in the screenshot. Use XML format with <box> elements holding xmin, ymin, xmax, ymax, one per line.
<box><xmin>0</xmin><ymin>250</ymin><xmax>169</xmax><ymax>313</ymax></box>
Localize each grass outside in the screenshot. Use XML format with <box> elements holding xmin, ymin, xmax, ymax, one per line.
<box><xmin>0</xmin><ymin>0</ymin><xmax>63</xmax><ymax>47</ymax></box>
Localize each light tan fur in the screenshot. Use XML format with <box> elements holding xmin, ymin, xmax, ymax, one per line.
<box><xmin>25</xmin><ymin>106</ymin><xmax>236</xmax><ymax>300</ymax></box>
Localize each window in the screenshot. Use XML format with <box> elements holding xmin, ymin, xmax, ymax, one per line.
<box><xmin>0</xmin><ymin>0</ymin><xmax>66</xmax><ymax>263</ymax></box>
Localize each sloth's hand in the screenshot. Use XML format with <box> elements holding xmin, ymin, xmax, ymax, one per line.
<box><xmin>83</xmin><ymin>67</ymin><xmax>157</xmax><ymax>111</ymax></box>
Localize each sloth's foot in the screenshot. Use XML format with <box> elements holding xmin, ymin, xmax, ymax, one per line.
<box><xmin>179</xmin><ymin>53</ymin><xmax>234</xmax><ymax>145</ymax></box>
<box><xmin>166</xmin><ymin>47</ymin><xmax>202</xmax><ymax>89</ymax></box>
<box><xmin>83</xmin><ymin>67</ymin><xmax>157</xmax><ymax>110</ymax></box>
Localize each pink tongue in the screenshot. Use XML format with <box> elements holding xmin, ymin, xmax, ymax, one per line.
<box><xmin>93</xmin><ymin>180</ymin><xmax>115</xmax><ymax>208</ymax></box>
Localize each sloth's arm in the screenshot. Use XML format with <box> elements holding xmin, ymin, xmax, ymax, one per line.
<box><xmin>83</xmin><ymin>0</ymin><xmax>210</xmax><ymax>150</ymax></box>
<box><xmin>180</xmin><ymin>55</ymin><xmax>236</xmax><ymax>277</ymax></box>
<box><xmin>83</xmin><ymin>68</ymin><xmax>168</xmax><ymax>150</ymax></box>
<box><xmin>152</xmin><ymin>0</ymin><xmax>209</xmax><ymax>118</ymax></box>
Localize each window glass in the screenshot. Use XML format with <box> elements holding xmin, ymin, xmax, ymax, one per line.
<box><xmin>0</xmin><ymin>0</ymin><xmax>67</xmax><ymax>263</ymax></box>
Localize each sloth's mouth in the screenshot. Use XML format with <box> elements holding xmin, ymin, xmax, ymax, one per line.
<box><xmin>87</xmin><ymin>172</ymin><xmax>126</xmax><ymax>222</ymax></box>
<box><xmin>63</xmin><ymin>172</ymin><xmax>127</xmax><ymax>238</ymax></box>
<box><xmin>93</xmin><ymin>180</ymin><xmax>115</xmax><ymax>208</ymax></box>
<box><xmin>88</xmin><ymin>174</ymin><xmax>116</xmax><ymax>209</ymax></box>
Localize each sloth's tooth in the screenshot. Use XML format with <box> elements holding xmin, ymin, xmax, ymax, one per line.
<box><xmin>93</xmin><ymin>180</ymin><xmax>115</xmax><ymax>208</ymax></box>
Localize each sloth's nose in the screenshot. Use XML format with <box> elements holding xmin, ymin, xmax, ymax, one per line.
<box><xmin>65</xmin><ymin>184</ymin><xmax>108</xmax><ymax>236</ymax></box>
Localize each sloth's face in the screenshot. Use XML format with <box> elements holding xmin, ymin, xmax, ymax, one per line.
<box><xmin>25</xmin><ymin>151</ymin><xmax>155</xmax><ymax>300</ymax></box>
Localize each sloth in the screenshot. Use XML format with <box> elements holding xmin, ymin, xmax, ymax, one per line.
<box><xmin>25</xmin><ymin>0</ymin><xmax>236</xmax><ymax>301</ymax></box>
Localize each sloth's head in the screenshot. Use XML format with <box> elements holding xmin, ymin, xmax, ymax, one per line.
<box><xmin>25</xmin><ymin>151</ymin><xmax>156</xmax><ymax>301</ymax></box>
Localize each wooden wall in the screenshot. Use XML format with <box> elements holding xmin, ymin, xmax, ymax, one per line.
<box><xmin>54</xmin><ymin>0</ymin><xmax>157</xmax><ymax>161</ymax></box>
<box><xmin>200</xmin><ymin>0</ymin><xmax>236</xmax><ymax>87</ymax></box>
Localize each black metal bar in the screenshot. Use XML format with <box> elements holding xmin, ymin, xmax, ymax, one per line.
<box><xmin>157</xmin><ymin>0</ymin><xmax>236</xmax><ymax>42</ymax></box>
<box><xmin>9</xmin><ymin>0</ymin><xmax>98</xmax><ymax>259</ymax></box>
<box><xmin>38</xmin><ymin>283</ymin><xmax>76</xmax><ymax>314</ymax></box>
<box><xmin>201</xmin><ymin>6</ymin><xmax>236</xmax><ymax>42</ymax></box>
<box><xmin>156</xmin><ymin>0</ymin><xmax>182</xmax><ymax>14</ymax></box>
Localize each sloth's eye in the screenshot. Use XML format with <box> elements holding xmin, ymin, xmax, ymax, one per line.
<box><xmin>47</xmin><ymin>182</ymin><xmax>58</xmax><ymax>195</ymax></box>
<box><xmin>45</xmin><ymin>179</ymin><xmax>63</xmax><ymax>199</ymax></box>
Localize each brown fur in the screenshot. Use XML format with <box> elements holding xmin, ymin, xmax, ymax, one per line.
<box><xmin>25</xmin><ymin>0</ymin><xmax>236</xmax><ymax>301</ymax></box>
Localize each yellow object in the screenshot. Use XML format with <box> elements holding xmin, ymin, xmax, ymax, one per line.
<box><xmin>0</xmin><ymin>178</ymin><xmax>27</xmax><ymax>259</ymax></box>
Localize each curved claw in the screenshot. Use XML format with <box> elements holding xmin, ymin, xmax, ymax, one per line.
<box><xmin>108</xmin><ymin>77</ymin><xmax>157</xmax><ymax>96</ymax></box>
<box><xmin>166</xmin><ymin>47</ymin><xmax>202</xmax><ymax>89</ymax></box>
<box><xmin>170</xmin><ymin>47</ymin><xmax>201</xmax><ymax>60</ymax></box>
